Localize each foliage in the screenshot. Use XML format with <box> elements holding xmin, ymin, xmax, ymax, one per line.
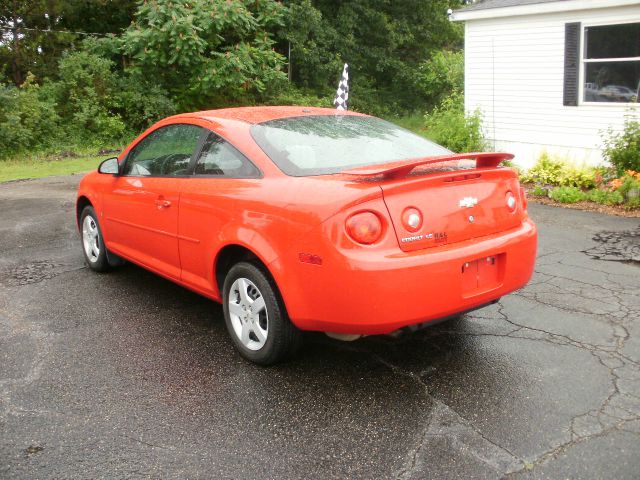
<box><xmin>0</xmin><ymin>0</ymin><xmax>137</xmax><ymax>85</ymax></box>
<box><xmin>531</xmin><ymin>185</ymin><xmax>549</xmax><ymax>197</ymax></box>
<box><xmin>548</xmin><ymin>186</ymin><xmax>586</xmax><ymax>204</ymax></box>
<box><xmin>586</xmin><ymin>189</ymin><xmax>624</xmax><ymax>205</ymax></box>
<box><xmin>519</xmin><ymin>153</ymin><xmax>597</xmax><ymax>189</ymax></box>
<box><xmin>1</xmin><ymin>0</ymin><xmax>468</xmax><ymax>162</ymax></box>
<box><xmin>0</xmin><ymin>75</ymin><xmax>60</xmax><ymax>155</ymax></box>
<box><xmin>0</xmin><ymin>50</ymin><xmax>174</xmax><ymax>158</ymax></box>
<box><xmin>284</xmin><ymin>0</ymin><xmax>464</xmax><ymax>113</ymax></box>
<box><xmin>417</xmin><ymin>50</ymin><xmax>464</xmax><ymax>107</ymax></box>
<box><xmin>423</xmin><ymin>91</ymin><xmax>486</xmax><ymax>152</ymax></box>
<box><xmin>51</xmin><ymin>51</ymin><xmax>126</xmax><ymax>144</ymax></box>
<box><xmin>611</xmin><ymin>171</ymin><xmax>640</xmax><ymax>207</ymax></box>
<box><xmin>112</xmin><ymin>73</ymin><xmax>177</xmax><ymax>133</ymax></box>
<box><xmin>121</xmin><ymin>0</ymin><xmax>287</xmax><ymax>109</ymax></box>
<box><xmin>261</xmin><ymin>85</ymin><xmax>329</xmax><ymax>107</ymax></box>
<box><xmin>602</xmin><ymin>115</ymin><xmax>640</xmax><ymax>175</ymax></box>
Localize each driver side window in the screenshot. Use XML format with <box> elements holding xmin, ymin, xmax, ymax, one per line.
<box><xmin>123</xmin><ymin>124</ymin><xmax>204</xmax><ymax>176</ymax></box>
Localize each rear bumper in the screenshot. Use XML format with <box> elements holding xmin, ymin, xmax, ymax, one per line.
<box><xmin>277</xmin><ymin>219</ymin><xmax>537</xmax><ymax>335</ymax></box>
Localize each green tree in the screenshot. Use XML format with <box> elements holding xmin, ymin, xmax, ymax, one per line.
<box><xmin>0</xmin><ymin>0</ymin><xmax>136</xmax><ymax>85</ymax></box>
<box><xmin>284</xmin><ymin>0</ymin><xmax>464</xmax><ymax>114</ymax></box>
<box><xmin>120</xmin><ymin>0</ymin><xmax>288</xmax><ymax>109</ymax></box>
<box><xmin>418</xmin><ymin>49</ymin><xmax>464</xmax><ymax>107</ymax></box>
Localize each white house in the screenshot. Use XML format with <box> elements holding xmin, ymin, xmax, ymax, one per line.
<box><xmin>451</xmin><ymin>0</ymin><xmax>640</xmax><ymax>169</ymax></box>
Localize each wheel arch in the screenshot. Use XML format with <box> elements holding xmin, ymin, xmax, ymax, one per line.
<box><xmin>214</xmin><ymin>244</ymin><xmax>278</xmax><ymax>298</ymax></box>
<box><xmin>76</xmin><ymin>195</ymin><xmax>93</xmax><ymax>229</ymax></box>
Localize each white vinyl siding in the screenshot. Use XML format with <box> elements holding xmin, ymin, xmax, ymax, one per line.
<box><xmin>463</xmin><ymin>4</ymin><xmax>640</xmax><ymax>168</ymax></box>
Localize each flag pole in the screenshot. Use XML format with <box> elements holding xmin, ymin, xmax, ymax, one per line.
<box><xmin>333</xmin><ymin>63</ymin><xmax>349</xmax><ymax>111</ymax></box>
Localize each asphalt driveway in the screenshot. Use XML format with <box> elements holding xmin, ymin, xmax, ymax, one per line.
<box><xmin>1</xmin><ymin>175</ymin><xmax>639</xmax><ymax>479</ymax></box>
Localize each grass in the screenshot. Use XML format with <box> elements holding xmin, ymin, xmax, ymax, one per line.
<box><xmin>0</xmin><ymin>152</ymin><xmax>112</xmax><ymax>183</ymax></box>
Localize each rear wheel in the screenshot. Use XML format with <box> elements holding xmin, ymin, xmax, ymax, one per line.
<box><xmin>222</xmin><ymin>262</ymin><xmax>302</xmax><ymax>365</ymax></box>
<box><xmin>80</xmin><ymin>206</ymin><xmax>110</xmax><ymax>272</ymax></box>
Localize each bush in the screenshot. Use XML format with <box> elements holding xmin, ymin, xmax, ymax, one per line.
<box><xmin>587</xmin><ymin>189</ymin><xmax>624</xmax><ymax>205</ymax></box>
<box><xmin>0</xmin><ymin>75</ymin><xmax>60</xmax><ymax>157</ymax></box>
<box><xmin>520</xmin><ymin>152</ymin><xmax>597</xmax><ymax>188</ymax></box>
<box><xmin>602</xmin><ymin>114</ymin><xmax>640</xmax><ymax>175</ymax></box>
<box><xmin>53</xmin><ymin>51</ymin><xmax>127</xmax><ymax>144</ymax></box>
<box><xmin>417</xmin><ymin>50</ymin><xmax>463</xmax><ymax>107</ymax></box>
<box><xmin>112</xmin><ymin>73</ymin><xmax>176</xmax><ymax>134</ymax></box>
<box><xmin>616</xmin><ymin>172</ymin><xmax>640</xmax><ymax>207</ymax></box>
<box><xmin>531</xmin><ymin>185</ymin><xmax>549</xmax><ymax>197</ymax></box>
<box><xmin>423</xmin><ymin>91</ymin><xmax>487</xmax><ymax>152</ymax></box>
<box><xmin>548</xmin><ymin>186</ymin><xmax>586</xmax><ymax>203</ymax></box>
<box><xmin>261</xmin><ymin>85</ymin><xmax>329</xmax><ymax>108</ymax></box>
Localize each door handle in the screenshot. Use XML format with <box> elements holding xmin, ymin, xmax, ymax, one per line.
<box><xmin>155</xmin><ymin>198</ymin><xmax>172</xmax><ymax>208</ymax></box>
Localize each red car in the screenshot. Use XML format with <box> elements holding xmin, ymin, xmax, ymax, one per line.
<box><xmin>77</xmin><ymin>107</ymin><xmax>537</xmax><ymax>364</ymax></box>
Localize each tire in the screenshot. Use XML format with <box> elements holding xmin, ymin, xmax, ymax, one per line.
<box><xmin>222</xmin><ymin>261</ymin><xmax>302</xmax><ymax>365</ymax></box>
<box><xmin>80</xmin><ymin>206</ymin><xmax>110</xmax><ymax>272</ymax></box>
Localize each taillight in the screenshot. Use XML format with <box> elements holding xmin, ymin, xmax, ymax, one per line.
<box><xmin>346</xmin><ymin>211</ymin><xmax>383</xmax><ymax>244</ymax></box>
<box><xmin>401</xmin><ymin>207</ymin><xmax>423</xmax><ymax>232</ymax></box>
<box><xmin>506</xmin><ymin>191</ymin><xmax>517</xmax><ymax>213</ymax></box>
<box><xmin>520</xmin><ymin>186</ymin><xmax>528</xmax><ymax>210</ymax></box>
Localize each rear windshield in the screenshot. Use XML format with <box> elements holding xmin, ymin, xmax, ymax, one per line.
<box><xmin>250</xmin><ymin>115</ymin><xmax>450</xmax><ymax>176</ymax></box>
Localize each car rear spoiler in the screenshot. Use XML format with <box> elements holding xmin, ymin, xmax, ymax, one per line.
<box><xmin>343</xmin><ymin>152</ymin><xmax>514</xmax><ymax>180</ymax></box>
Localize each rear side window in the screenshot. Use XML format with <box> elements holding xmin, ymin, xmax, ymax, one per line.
<box><xmin>194</xmin><ymin>132</ymin><xmax>260</xmax><ymax>178</ymax></box>
<box><xmin>250</xmin><ymin>115</ymin><xmax>450</xmax><ymax>176</ymax></box>
<box><xmin>124</xmin><ymin>124</ymin><xmax>204</xmax><ymax>176</ymax></box>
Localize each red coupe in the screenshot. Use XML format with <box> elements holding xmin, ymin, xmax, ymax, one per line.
<box><xmin>76</xmin><ymin>107</ymin><xmax>537</xmax><ymax>364</ymax></box>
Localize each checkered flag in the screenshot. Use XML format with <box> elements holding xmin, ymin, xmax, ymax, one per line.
<box><xmin>333</xmin><ymin>63</ymin><xmax>349</xmax><ymax>111</ymax></box>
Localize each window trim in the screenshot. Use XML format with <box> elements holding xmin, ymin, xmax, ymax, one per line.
<box><xmin>578</xmin><ymin>18</ymin><xmax>640</xmax><ymax>106</ymax></box>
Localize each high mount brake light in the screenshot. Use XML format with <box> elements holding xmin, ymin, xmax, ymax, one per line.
<box><xmin>346</xmin><ymin>212</ymin><xmax>383</xmax><ymax>245</ymax></box>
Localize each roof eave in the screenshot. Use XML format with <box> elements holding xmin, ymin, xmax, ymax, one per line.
<box><xmin>451</xmin><ymin>0</ymin><xmax>639</xmax><ymax>21</ymax></box>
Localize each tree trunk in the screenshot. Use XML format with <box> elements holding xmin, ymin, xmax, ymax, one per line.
<box><xmin>11</xmin><ymin>1</ymin><xmax>23</xmax><ymax>86</ymax></box>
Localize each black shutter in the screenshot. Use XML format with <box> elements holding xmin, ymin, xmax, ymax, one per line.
<box><xmin>563</xmin><ymin>22</ymin><xmax>581</xmax><ymax>106</ymax></box>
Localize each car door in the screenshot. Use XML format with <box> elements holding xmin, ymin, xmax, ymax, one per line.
<box><xmin>178</xmin><ymin>131</ymin><xmax>262</xmax><ymax>296</ymax></box>
<box><xmin>102</xmin><ymin>123</ymin><xmax>206</xmax><ymax>280</ymax></box>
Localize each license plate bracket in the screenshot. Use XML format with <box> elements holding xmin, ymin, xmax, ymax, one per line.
<box><xmin>461</xmin><ymin>254</ymin><xmax>504</xmax><ymax>297</ymax></box>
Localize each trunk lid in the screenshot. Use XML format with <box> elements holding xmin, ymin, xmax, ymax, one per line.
<box><xmin>378</xmin><ymin>168</ymin><xmax>524</xmax><ymax>252</ymax></box>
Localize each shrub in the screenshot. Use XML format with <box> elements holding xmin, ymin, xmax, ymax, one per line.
<box><xmin>602</xmin><ymin>114</ymin><xmax>640</xmax><ymax>175</ymax></box>
<box><xmin>417</xmin><ymin>50</ymin><xmax>464</xmax><ymax>106</ymax></box>
<box><xmin>520</xmin><ymin>152</ymin><xmax>597</xmax><ymax>188</ymax></box>
<box><xmin>531</xmin><ymin>185</ymin><xmax>549</xmax><ymax>197</ymax></box>
<box><xmin>261</xmin><ymin>85</ymin><xmax>329</xmax><ymax>108</ymax></box>
<box><xmin>549</xmin><ymin>186</ymin><xmax>586</xmax><ymax>203</ymax></box>
<box><xmin>112</xmin><ymin>73</ymin><xmax>176</xmax><ymax>134</ymax></box>
<box><xmin>519</xmin><ymin>153</ymin><xmax>563</xmax><ymax>185</ymax></box>
<box><xmin>587</xmin><ymin>189</ymin><xmax>624</xmax><ymax>205</ymax></box>
<box><xmin>0</xmin><ymin>75</ymin><xmax>60</xmax><ymax>157</ymax></box>
<box><xmin>423</xmin><ymin>91</ymin><xmax>487</xmax><ymax>152</ymax></box>
<box><xmin>616</xmin><ymin>172</ymin><xmax>640</xmax><ymax>207</ymax></box>
<box><xmin>53</xmin><ymin>51</ymin><xmax>127</xmax><ymax>144</ymax></box>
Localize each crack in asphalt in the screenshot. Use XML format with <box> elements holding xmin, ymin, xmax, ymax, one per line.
<box><xmin>1</xmin><ymin>180</ymin><xmax>638</xmax><ymax>479</ymax></box>
<box><xmin>331</xmin><ymin>247</ymin><xmax>640</xmax><ymax>478</ymax></box>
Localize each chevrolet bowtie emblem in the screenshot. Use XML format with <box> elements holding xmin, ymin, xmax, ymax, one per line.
<box><xmin>459</xmin><ymin>197</ymin><xmax>478</xmax><ymax>208</ymax></box>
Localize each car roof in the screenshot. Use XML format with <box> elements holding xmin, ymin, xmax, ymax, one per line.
<box><xmin>169</xmin><ymin>106</ymin><xmax>368</xmax><ymax>124</ymax></box>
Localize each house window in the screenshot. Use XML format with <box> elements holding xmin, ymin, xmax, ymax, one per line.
<box><xmin>583</xmin><ymin>22</ymin><xmax>640</xmax><ymax>103</ymax></box>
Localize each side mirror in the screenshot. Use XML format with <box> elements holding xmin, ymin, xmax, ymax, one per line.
<box><xmin>98</xmin><ymin>157</ymin><xmax>119</xmax><ymax>175</ymax></box>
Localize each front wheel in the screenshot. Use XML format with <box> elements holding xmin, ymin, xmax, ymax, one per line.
<box><xmin>222</xmin><ymin>262</ymin><xmax>302</xmax><ymax>365</ymax></box>
<box><xmin>80</xmin><ymin>206</ymin><xmax>110</xmax><ymax>272</ymax></box>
